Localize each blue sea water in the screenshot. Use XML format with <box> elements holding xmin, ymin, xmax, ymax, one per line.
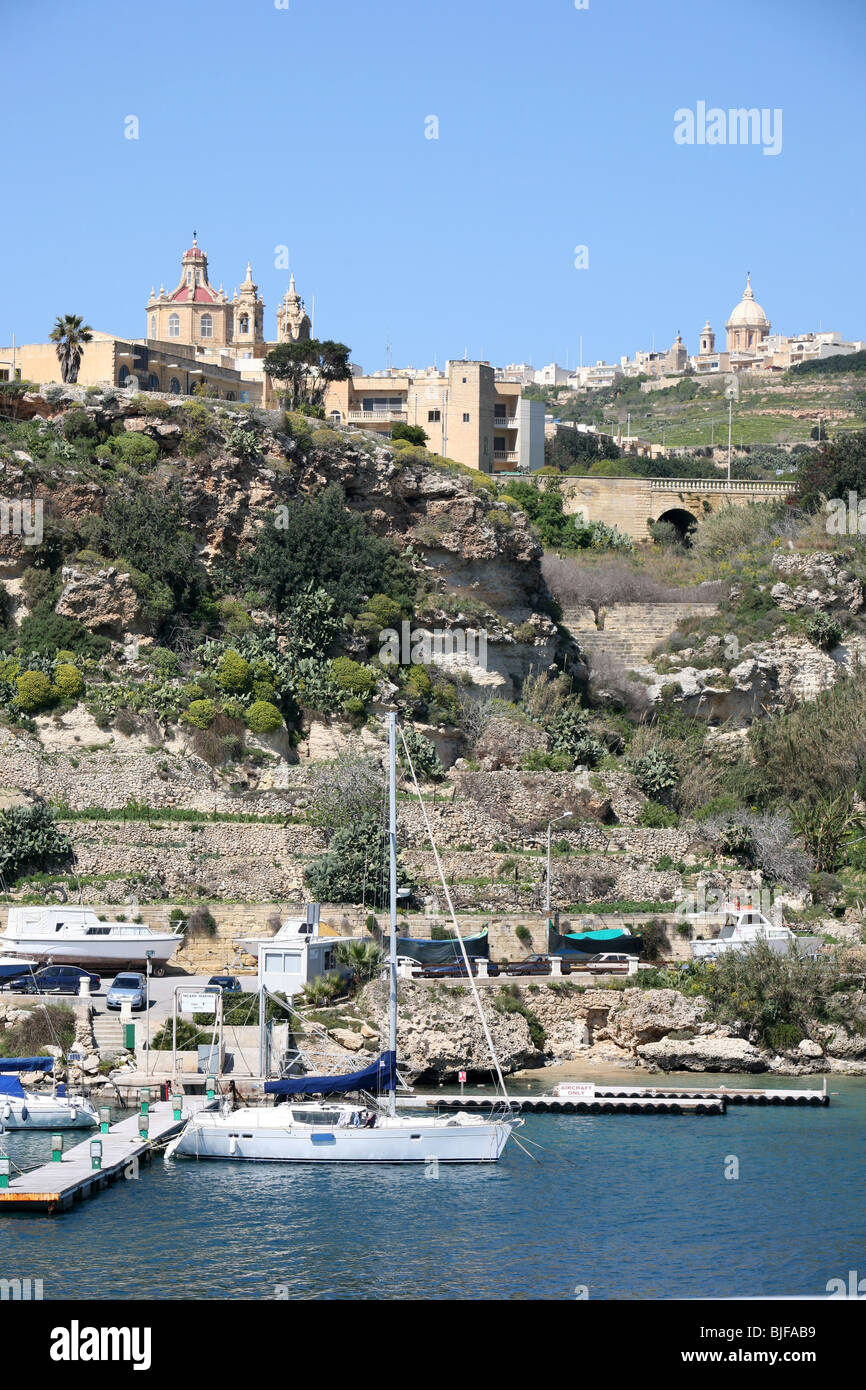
<box><xmin>1</xmin><ymin>1074</ymin><xmax>864</xmax><ymax>1301</ymax></box>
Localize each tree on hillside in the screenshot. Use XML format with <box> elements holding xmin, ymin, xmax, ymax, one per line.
<box><xmin>263</xmin><ymin>339</ymin><xmax>351</xmax><ymax>411</ymax></box>
<box><xmin>391</xmin><ymin>421</ymin><xmax>428</xmax><ymax>446</ymax></box>
<box><xmin>797</xmin><ymin>429</ymin><xmax>866</xmax><ymax>511</ymax></box>
<box><xmin>50</xmin><ymin>315</ymin><xmax>93</xmax><ymax>384</ymax></box>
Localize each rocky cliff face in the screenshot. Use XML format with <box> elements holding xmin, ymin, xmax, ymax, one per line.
<box><xmin>354</xmin><ymin>980</ymin><xmax>866</xmax><ymax>1080</ymax></box>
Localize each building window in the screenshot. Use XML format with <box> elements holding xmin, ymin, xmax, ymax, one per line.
<box><xmin>169</xmin><ymin>377</ymin><xmax>181</xmax><ymax>394</ymax></box>
<box><xmin>150</xmin><ymin>316</ymin><xmax>156</xmax><ymax>338</ymax></box>
<box><xmin>195</xmin><ymin>270</ymin><xmax>202</xmax><ymax>285</ymax></box>
<box><xmin>147</xmin><ymin>373</ymin><xmax>160</xmax><ymax>392</ymax></box>
<box><xmin>226</xmin><ymin>392</ymin><xmax>235</xmax><ymax>401</ymax></box>
<box><xmin>239</xmin><ymin>314</ymin><xmax>249</xmax><ymax>334</ymax></box>
<box><xmin>427</xmin><ymin>409</ymin><xmax>441</xmax><ymax>422</ymax></box>
<box><xmin>200</xmin><ymin>313</ymin><xmax>213</xmax><ymax>339</ymax></box>
<box><xmin>168</xmin><ymin>313</ymin><xmax>180</xmax><ymax>338</ymax></box>
<box><xmin>495</xmin><ymin>437</ymin><xmax>506</xmax><ymax>451</ymax></box>
<box><xmin>118</xmin><ymin>366</ymin><xmax>130</xmax><ymax>387</ymax></box>
<box><xmin>187</xmin><ymin>270</ymin><xmax>193</xmax><ymax>286</ymax></box>
<box><xmin>463</xmin><ymin>413</ymin><xmax>470</xmax><ymax>423</ymax></box>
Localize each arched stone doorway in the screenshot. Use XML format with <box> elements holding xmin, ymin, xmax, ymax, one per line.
<box><xmin>652</xmin><ymin>507</ymin><xmax>697</xmax><ymax>544</ymax></box>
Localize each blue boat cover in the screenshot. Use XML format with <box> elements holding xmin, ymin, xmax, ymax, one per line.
<box><xmin>264</xmin><ymin>1050</ymin><xmax>397</xmax><ymax>1097</ymax></box>
<box><xmin>548</xmin><ymin>924</ymin><xmax>642</xmax><ymax>956</ymax></box>
<box><xmin>0</xmin><ymin>1075</ymin><xmax>26</xmax><ymax>1098</ymax></box>
<box><xmin>0</xmin><ymin>1056</ymin><xmax>54</xmax><ymax>1073</ymax></box>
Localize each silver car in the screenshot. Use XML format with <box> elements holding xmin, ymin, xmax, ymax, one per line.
<box><xmin>106</xmin><ymin>972</ymin><xmax>147</xmax><ymax>1010</ymax></box>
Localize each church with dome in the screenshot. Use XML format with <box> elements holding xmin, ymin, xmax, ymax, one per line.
<box><xmin>724</xmin><ymin>274</ymin><xmax>771</xmax><ymax>355</ymax></box>
<box><xmin>146</xmin><ymin>238</ymin><xmax>310</xmax><ymax>356</ymax></box>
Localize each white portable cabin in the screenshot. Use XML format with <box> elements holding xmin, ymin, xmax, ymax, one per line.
<box><xmin>236</xmin><ymin>904</ymin><xmax>355</xmax><ymax>998</ymax></box>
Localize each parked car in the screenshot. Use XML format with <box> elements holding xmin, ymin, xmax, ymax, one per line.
<box><xmin>569</xmin><ymin>952</ymin><xmax>633</xmax><ymax>974</ymax></box>
<box><xmin>502</xmin><ymin>953</ymin><xmax>569</xmax><ymax>978</ymax></box>
<box><xmin>417</xmin><ymin>959</ymin><xmax>500</xmax><ymax>979</ymax></box>
<box><xmin>106</xmin><ymin>972</ymin><xmax>147</xmax><ymax>1010</ymax></box>
<box><xmin>378</xmin><ymin>956</ymin><xmax>423</xmax><ymax>981</ymax></box>
<box><xmin>207</xmin><ymin>975</ymin><xmax>242</xmax><ymax>992</ymax></box>
<box><xmin>5</xmin><ymin>964</ymin><xmax>102</xmax><ymax>995</ymax></box>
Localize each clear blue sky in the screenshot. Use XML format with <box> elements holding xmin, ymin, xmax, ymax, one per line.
<box><xmin>2</xmin><ymin>0</ymin><xmax>864</xmax><ymax>371</ymax></box>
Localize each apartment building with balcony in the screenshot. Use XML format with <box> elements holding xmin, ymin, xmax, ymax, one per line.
<box><xmin>323</xmin><ymin>359</ymin><xmax>544</xmax><ymax>473</ymax></box>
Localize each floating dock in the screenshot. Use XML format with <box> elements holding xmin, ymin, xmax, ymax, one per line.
<box><xmin>403</xmin><ymin>1080</ymin><xmax>828</xmax><ymax>1116</ymax></box>
<box><xmin>0</xmin><ymin>1097</ymin><xmax>214</xmax><ymax>1215</ymax></box>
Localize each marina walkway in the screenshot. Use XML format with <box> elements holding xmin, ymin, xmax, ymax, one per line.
<box><xmin>0</xmin><ymin>1097</ymin><xmax>214</xmax><ymax>1214</ymax></box>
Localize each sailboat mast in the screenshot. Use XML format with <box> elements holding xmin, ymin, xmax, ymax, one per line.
<box><xmin>387</xmin><ymin>711</ymin><xmax>398</xmax><ymax>1117</ymax></box>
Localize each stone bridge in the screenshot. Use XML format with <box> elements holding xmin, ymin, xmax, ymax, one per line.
<box><xmin>553</xmin><ymin>475</ymin><xmax>795</xmax><ymax>542</ymax></box>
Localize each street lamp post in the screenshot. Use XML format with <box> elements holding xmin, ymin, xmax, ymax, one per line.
<box><xmin>144</xmin><ymin>950</ymin><xmax>155</xmax><ymax>1078</ymax></box>
<box><xmin>546</xmin><ymin>812</ymin><xmax>574</xmax><ymax>918</ymax></box>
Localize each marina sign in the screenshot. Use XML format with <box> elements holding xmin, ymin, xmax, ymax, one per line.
<box><xmin>556</xmin><ymin>1083</ymin><xmax>596</xmax><ymax>1100</ymax></box>
<box><xmin>179</xmin><ymin>992</ymin><xmax>217</xmax><ymax>1015</ymax></box>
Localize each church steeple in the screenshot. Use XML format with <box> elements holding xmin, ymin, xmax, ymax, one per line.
<box><xmin>276</xmin><ymin>272</ymin><xmax>311</xmax><ymax>343</ymax></box>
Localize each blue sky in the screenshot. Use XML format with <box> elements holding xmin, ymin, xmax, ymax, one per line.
<box><xmin>2</xmin><ymin>0</ymin><xmax>864</xmax><ymax>371</ymax></box>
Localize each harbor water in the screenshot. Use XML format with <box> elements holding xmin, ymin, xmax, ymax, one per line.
<box><xmin>2</xmin><ymin>1073</ymin><xmax>864</xmax><ymax>1300</ymax></box>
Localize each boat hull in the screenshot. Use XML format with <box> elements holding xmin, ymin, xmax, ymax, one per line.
<box><xmin>0</xmin><ymin>939</ymin><xmax>180</xmax><ymax>972</ymax></box>
<box><xmin>0</xmin><ymin>1095</ymin><xmax>99</xmax><ymax>1131</ymax></box>
<box><xmin>167</xmin><ymin>1114</ymin><xmax>513</xmax><ymax>1163</ymax></box>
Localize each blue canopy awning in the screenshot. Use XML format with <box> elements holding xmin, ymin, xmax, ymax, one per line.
<box><xmin>264</xmin><ymin>1050</ymin><xmax>397</xmax><ymax>1098</ymax></box>
<box><xmin>0</xmin><ymin>1056</ymin><xmax>54</xmax><ymax>1073</ymax></box>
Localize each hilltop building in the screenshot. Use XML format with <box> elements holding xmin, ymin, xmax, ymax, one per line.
<box><xmin>1</xmin><ymin>237</ymin><xmax>317</xmax><ymax>404</ymax></box>
<box><xmin>323</xmin><ymin>360</ymin><xmax>544</xmax><ymax>474</ymax></box>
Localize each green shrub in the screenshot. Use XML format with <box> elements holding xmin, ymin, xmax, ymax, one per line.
<box><xmin>0</xmin><ymin>803</ymin><xmax>72</xmax><ymax>884</ymax></box>
<box><xmin>15</xmin><ymin>669</ymin><xmax>55</xmax><ymax>713</ymax></box>
<box><xmin>182</xmin><ymin>698</ymin><xmax>218</xmax><ymax>730</ymax></box>
<box><xmin>638</xmin><ymin>800</ymin><xmax>679</xmax><ymax>828</ymax></box>
<box><xmin>330</xmin><ymin>656</ymin><xmax>375</xmax><ymax>699</ymax></box>
<box><xmin>399</xmin><ymin>724</ymin><xmax>445</xmax><ymax>781</ymax></box>
<box><xmin>245</xmin><ymin>700</ymin><xmax>283</xmax><ymax>735</ymax></box>
<box><xmin>53</xmin><ymin>662</ymin><xmax>85</xmax><ymax>700</ymax></box>
<box><xmin>629</xmin><ymin>747</ymin><xmax>679</xmax><ymax>801</ymax></box>
<box><xmin>217</xmin><ymin>649</ymin><xmax>253</xmax><ymax>694</ymax></box>
<box><xmin>804</xmin><ymin>612</ymin><xmax>842</xmax><ymax>650</ymax></box>
<box><xmin>112</xmin><ymin>432</ymin><xmax>159</xmax><ymax>469</ymax></box>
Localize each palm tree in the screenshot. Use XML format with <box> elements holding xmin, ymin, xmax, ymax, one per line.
<box><xmin>49</xmin><ymin>314</ymin><xmax>93</xmax><ymax>384</ymax></box>
<box><xmin>334</xmin><ymin>939</ymin><xmax>385</xmax><ymax>985</ymax></box>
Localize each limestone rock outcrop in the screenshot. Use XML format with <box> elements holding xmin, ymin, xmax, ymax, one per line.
<box><xmin>55</xmin><ymin>565</ymin><xmax>143</xmax><ymax>636</ymax></box>
<box><xmin>770</xmin><ymin>551</ymin><xmax>863</xmax><ymax>613</ymax></box>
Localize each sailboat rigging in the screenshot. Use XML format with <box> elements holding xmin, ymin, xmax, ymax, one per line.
<box><xmin>165</xmin><ymin>712</ymin><xmax>519</xmax><ymax>1163</ymax></box>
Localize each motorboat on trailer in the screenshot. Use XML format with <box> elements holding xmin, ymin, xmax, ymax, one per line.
<box><xmin>0</xmin><ymin>907</ymin><xmax>182</xmax><ymax>973</ymax></box>
<box><xmin>689</xmin><ymin>905</ymin><xmax>815</xmax><ymax>961</ymax></box>
<box><xmin>0</xmin><ymin>1057</ymin><xmax>99</xmax><ymax>1131</ymax></box>
<box><xmin>166</xmin><ymin>713</ymin><xmax>520</xmax><ymax>1166</ymax></box>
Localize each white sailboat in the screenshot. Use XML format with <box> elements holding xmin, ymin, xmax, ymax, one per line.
<box><xmin>0</xmin><ymin>1057</ymin><xmax>99</xmax><ymax>1132</ymax></box>
<box><xmin>166</xmin><ymin>713</ymin><xmax>519</xmax><ymax>1164</ymax></box>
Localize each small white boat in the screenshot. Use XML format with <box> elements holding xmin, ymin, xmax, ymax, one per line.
<box><xmin>167</xmin><ymin>714</ymin><xmax>520</xmax><ymax>1166</ymax></box>
<box><xmin>690</xmin><ymin>906</ymin><xmax>800</xmax><ymax>961</ymax></box>
<box><xmin>1</xmin><ymin>907</ymin><xmax>182</xmax><ymax>973</ymax></box>
<box><xmin>0</xmin><ymin>1058</ymin><xmax>98</xmax><ymax>1132</ymax></box>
